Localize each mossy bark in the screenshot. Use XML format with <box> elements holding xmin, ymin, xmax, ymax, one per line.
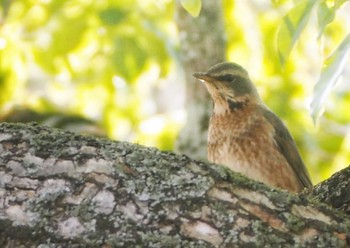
<box><xmin>0</xmin><ymin>122</ymin><xmax>349</xmax><ymax>247</ymax></box>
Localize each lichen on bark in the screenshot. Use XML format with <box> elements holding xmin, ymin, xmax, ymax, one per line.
<box><xmin>0</xmin><ymin>122</ymin><xmax>350</xmax><ymax>247</ymax></box>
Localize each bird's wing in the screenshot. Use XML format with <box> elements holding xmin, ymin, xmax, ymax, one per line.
<box><xmin>261</xmin><ymin>107</ymin><xmax>313</xmax><ymax>189</ymax></box>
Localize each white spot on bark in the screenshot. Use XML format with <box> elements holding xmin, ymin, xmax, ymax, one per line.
<box><xmin>0</xmin><ymin>171</ymin><xmax>13</xmax><ymax>187</ymax></box>
<box><xmin>5</xmin><ymin>205</ymin><xmax>38</xmax><ymax>226</ymax></box>
<box><xmin>6</xmin><ymin>161</ymin><xmax>25</xmax><ymax>176</ymax></box>
<box><xmin>64</xmin><ymin>183</ymin><xmax>98</xmax><ymax>205</ymax></box>
<box><xmin>37</xmin><ymin>179</ymin><xmax>70</xmax><ymax>200</ymax></box>
<box><xmin>58</xmin><ymin>217</ymin><xmax>86</xmax><ymax>238</ymax></box>
<box><xmin>10</xmin><ymin>177</ymin><xmax>39</xmax><ymax>189</ymax></box>
<box><xmin>23</xmin><ymin>153</ymin><xmax>43</xmax><ymax>166</ymax></box>
<box><xmin>80</xmin><ymin>145</ymin><xmax>97</xmax><ymax>154</ymax></box>
<box><xmin>92</xmin><ymin>190</ymin><xmax>115</xmax><ymax>215</ymax></box>
<box><xmin>208</xmin><ymin>187</ymin><xmax>238</xmax><ymax>204</ymax></box>
<box><xmin>117</xmin><ymin>201</ymin><xmax>145</xmax><ymax>222</ymax></box>
<box><xmin>181</xmin><ymin>219</ymin><xmax>223</xmax><ymax>247</ymax></box>
<box><xmin>77</xmin><ymin>158</ymin><xmax>113</xmax><ymax>174</ymax></box>
<box><xmin>291</xmin><ymin>205</ymin><xmax>332</xmax><ymax>225</ymax></box>
<box><xmin>0</xmin><ymin>133</ymin><xmax>12</xmax><ymax>141</ymax></box>
<box><xmin>43</xmin><ymin>158</ymin><xmax>74</xmax><ymax>174</ymax></box>
<box><xmin>232</xmin><ymin>188</ymin><xmax>277</xmax><ymax>210</ymax></box>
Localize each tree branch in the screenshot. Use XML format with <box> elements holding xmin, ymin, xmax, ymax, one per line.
<box><xmin>0</xmin><ymin>123</ymin><xmax>349</xmax><ymax>247</ymax></box>
<box><xmin>309</xmin><ymin>165</ymin><xmax>350</xmax><ymax>215</ymax></box>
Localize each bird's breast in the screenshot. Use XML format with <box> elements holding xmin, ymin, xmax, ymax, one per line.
<box><xmin>207</xmin><ymin>108</ymin><xmax>301</xmax><ymax>192</ymax></box>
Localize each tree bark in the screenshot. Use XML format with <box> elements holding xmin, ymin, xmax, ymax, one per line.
<box><xmin>309</xmin><ymin>165</ymin><xmax>350</xmax><ymax>215</ymax></box>
<box><xmin>175</xmin><ymin>1</ymin><xmax>226</xmax><ymax>161</ymax></box>
<box><xmin>0</xmin><ymin>122</ymin><xmax>350</xmax><ymax>247</ymax></box>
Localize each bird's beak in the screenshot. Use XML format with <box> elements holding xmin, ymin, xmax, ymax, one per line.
<box><xmin>193</xmin><ymin>72</ymin><xmax>213</xmax><ymax>82</ymax></box>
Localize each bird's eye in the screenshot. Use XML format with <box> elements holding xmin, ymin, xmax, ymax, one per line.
<box><xmin>217</xmin><ymin>74</ymin><xmax>235</xmax><ymax>82</ymax></box>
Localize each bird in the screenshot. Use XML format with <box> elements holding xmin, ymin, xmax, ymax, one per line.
<box><xmin>193</xmin><ymin>62</ymin><xmax>312</xmax><ymax>192</ymax></box>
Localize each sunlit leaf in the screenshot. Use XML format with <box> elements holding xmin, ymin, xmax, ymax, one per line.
<box><xmin>99</xmin><ymin>8</ymin><xmax>128</xmax><ymax>26</ymax></box>
<box><xmin>317</xmin><ymin>1</ymin><xmax>335</xmax><ymax>37</ymax></box>
<box><xmin>335</xmin><ymin>0</ymin><xmax>349</xmax><ymax>9</ymax></box>
<box><xmin>112</xmin><ymin>36</ymin><xmax>148</xmax><ymax>82</ymax></box>
<box><xmin>180</xmin><ymin>0</ymin><xmax>201</xmax><ymax>17</ymax></box>
<box><xmin>310</xmin><ymin>33</ymin><xmax>350</xmax><ymax>123</ymax></box>
<box><xmin>271</xmin><ymin>0</ymin><xmax>290</xmax><ymax>7</ymax></box>
<box><xmin>317</xmin><ymin>0</ymin><xmax>348</xmax><ymax>37</ymax></box>
<box><xmin>276</xmin><ymin>0</ymin><xmax>317</xmax><ymax>64</ymax></box>
<box><xmin>51</xmin><ymin>20</ymin><xmax>87</xmax><ymax>54</ymax></box>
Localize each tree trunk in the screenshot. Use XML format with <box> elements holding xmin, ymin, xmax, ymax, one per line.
<box><xmin>175</xmin><ymin>1</ymin><xmax>226</xmax><ymax>161</ymax></box>
<box><xmin>0</xmin><ymin>122</ymin><xmax>350</xmax><ymax>247</ymax></box>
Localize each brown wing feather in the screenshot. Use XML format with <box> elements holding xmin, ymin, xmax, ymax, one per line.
<box><xmin>261</xmin><ymin>107</ymin><xmax>313</xmax><ymax>189</ymax></box>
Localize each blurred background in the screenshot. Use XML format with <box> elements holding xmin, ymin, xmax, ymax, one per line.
<box><xmin>1</xmin><ymin>0</ymin><xmax>350</xmax><ymax>184</ymax></box>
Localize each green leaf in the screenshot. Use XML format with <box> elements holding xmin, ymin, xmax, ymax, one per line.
<box><xmin>317</xmin><ymin>1</ymin><xmax>335</xmax><ymax>37</ymax></box>
<box><xmin>99</xmin><ymin>8</ymin><xmax>128</xmax><ymax>26</ymax></box>
<box><xmin>310</xmin><ymin>33</ymin><xmax>350</xmax><ymax>123</ymax></box>
<box><xmin>112</xmin><ymin>36</ymin><xmax>147</xmax><ymax>82</ymax></box>
<box><xmin>335</xmin><ymin>0</ymin><xmax>349</xmax><ymax>9</ymax></box>
<box><xmin>276</xmin><ymin>0</ymin><xmax>317</xmax><ymax>64</ymax></box>
<box><xmin>317</xmin><ymin>0</ymin><xmax>348</xmax><ymax>37</ymax></box>
<box><xmin>180</xmin><ymin>0</ymin><xmax>201</xmax><ymax>17</ymax></box>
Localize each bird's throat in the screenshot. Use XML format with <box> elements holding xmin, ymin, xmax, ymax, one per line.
<box><xmin>227</xmin><ymin>99</ymin><xmax>246</xmax><ymax>111</ymax></box>
<box><xmin>213</xmin><ymin>98</ymin><xmax>248</xmax><ymax>115</ymax></box>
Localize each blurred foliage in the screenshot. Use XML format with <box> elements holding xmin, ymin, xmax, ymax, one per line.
<box><xmin>0</xmin><ymin>107</ymin><xmax>106</xmax><ymax>137</ymax></box>
<box><xmin>180</xmin><ymin>0</ymin><xmax>201</xmax><ymax>17</ymax></box>
<box><xmin>310</xmin><ymin>33</ymin><xmax>350</xmax><ymax>122</ymax></box>
<box><xmin>276</xmin><ymin>0</ymin><xmax>317</xmax><ymax>64</ymax></box>
<box><xmin>0</xmin><ymin>0</ymin><xmax>179</xmax><ymax>151</ymax></box>
<box><xmin>1</xmin><ymin>0</ymin><xmax>350</xmax><ymax>184</ymax></box>
<box><xmin>274</xmin><ymin>0</ymin><xmax>350</xmax><ymax>122</ymax></box>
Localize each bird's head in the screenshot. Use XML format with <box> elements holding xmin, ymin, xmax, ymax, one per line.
<box><xmin>193</xmin><ymin>62</ymin><xmax>261</xmax><ymax>112</ymax></box>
